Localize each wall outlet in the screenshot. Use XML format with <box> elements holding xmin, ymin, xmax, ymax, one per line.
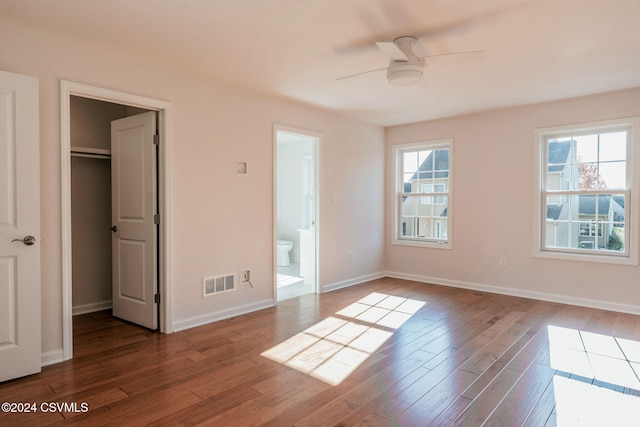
<box><xmin>499</xmin><ymin>257</ymin><xmax>507</xmax><ymax>268</ymax></box>
<box><xmin>240</xmin><ymin>269</ymin><xmax>251</xmax><ymax>282</ymax></box>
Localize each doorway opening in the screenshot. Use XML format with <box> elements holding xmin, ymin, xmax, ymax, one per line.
<box><xmin>274</xmin><ymin>126</ymin><xmax>320</xmax><ymax>301</ymax></box>
<box><xmin>61</xmin><ymin>81</ymin><xmax>173</xmax><ymax>361</ymax></box>
<box><xmin>69</xmin><ymin>96</ymin><xmax>152</xmax><ymax>314</ymax></box>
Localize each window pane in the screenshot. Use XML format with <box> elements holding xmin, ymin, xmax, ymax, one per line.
<box><xmin>435</xmin><ymin>196</ymin><xmax>448</xmax><ymax>217</ymax></box>
<box><xmin>401</xmin><ymin>195</ymin><xmax>417</xmax><ymax>217</ymax></box>
<box><xmin>598</xmin><ymin>161</ymin><xmax>626</xmax><ymax>189</ymax></box>
<box><xmin>548</xmin><ymin>139</ymin><xmax>573</xmax><ymax>169</ymax></box>
<box><xmin>547</xmin><ymin>140</ymin><xmax>574</xmax><ymax>190</ymax></box>
<box><xmin>606</xmin><ymin>223</ymin><xmax>625</xmax><ymax>252</ymax></box>
<box><xmin>546</xmin><ymin>194</ymin><xmax>579</xmax><ymax>249</ymax></box>
<box><xmin>599</xmin><ymin>131</ymin><xmax>627</xmax><ymax>162</ymax></box>
<box><xmin>434</xmin><ymin>149</ymin><xmax>449</xmax><ymax>171</ymax></box>
<box><xmin>577</xmin><ymin>161</ymin><xmax>600</xmax><ymax>190</ymax></box>
<box><xmin>575</xmin><ymin>134</ymin><xmax>598</xmax><ymax>163</ymax></box>
<box><xmin>402</xmin><ymin>174</ymin><xmax>413</xmax><ymax>192</ymax></box>
<box><xmin>403</xmin><ymin>151</ymin><xmax>418</xmax><ymax>173</ymax></box>
<box><xmin>418</xmin><ymin>150</ymin><xmax>431</xmax><ymax>169</ymax></box>
<box><xmin>546</xmin><ymin>170</ymin><xmax>567</xmax><ymax>191</ymax></box>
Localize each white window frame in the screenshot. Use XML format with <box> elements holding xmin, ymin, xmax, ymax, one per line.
<box><xmin>533</xmin><ymin>117</ymin><xmax>640</xmax><ymax>265</ymax></box>
<box><xmin>393</xmin><ymin>139</ymin><xmax>453</xmax><ymax>249</ymax></box>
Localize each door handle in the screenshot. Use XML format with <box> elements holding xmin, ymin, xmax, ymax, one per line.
<box><xmin>110</xmin><ymin>225</ymin><xmax>118</xmax><ymax>232</ymax></box>
<box><xmin>11</xmin><ymin>235</ymin><xmax>36</xmax><ymax>246</ymax></box>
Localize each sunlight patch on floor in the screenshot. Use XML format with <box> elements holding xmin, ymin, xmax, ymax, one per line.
<box><xmin>546</xmin><ymin>325</ymin><xmax>640</xmax><ymax>425</ymax></box>
<box><xmin>261</xmin><ymin>292</ymin><xmax>426</xmax><ymax>385</ymax></box>
<box><xmin>551</xmin><ymin>375</ymin><xmax>640</xmax><ymax>426</ymax></box>
<box><xmin>276</xmin><ymin>273</ymin><xmax>304</xmax><ymax>288</ymax></box>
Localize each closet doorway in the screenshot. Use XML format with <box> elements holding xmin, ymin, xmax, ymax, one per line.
<box><xmin>61</xmin><ymin>81</ymin><xmax>173</xmax><ymax>361</ymax></box>
<box><xmin>70</xmin><ymin>96</ymin><xmax>157</xmax><ymax>327</ymax></box>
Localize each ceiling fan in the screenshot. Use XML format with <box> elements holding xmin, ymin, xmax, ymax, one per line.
<box><xmin>338</xmin><ymin>36</ymin><xmax>484</xmax><ymax>87</ymax></box>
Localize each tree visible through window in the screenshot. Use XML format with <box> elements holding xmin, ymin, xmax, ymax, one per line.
<box><xmin>395</xmin><ymin>140</ymin><xmax>451</xmax><ymax>246</ymax></box>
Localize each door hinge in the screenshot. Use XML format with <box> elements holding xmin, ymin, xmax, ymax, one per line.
<box><xmin>154</xmin><ymin>214</ymin><xmax>160</xmax><ymax>224</ymax></box>
<box><xmin>153</xmin><ymin>134</ymin><xmax>159</xmax><ymax>145</ymax></box>
<box><xmin>154</xmin><ymin>293</ymin><xmax>160</xmax><ymax>304</ymax></box>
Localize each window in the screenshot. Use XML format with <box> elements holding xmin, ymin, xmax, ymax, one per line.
<box><xmin>535</xmin><ymin>118</ymin><xmax>639</xmax><ymax>264</ymax></box>
<box><xmin>394</xmin><ymin>140</ymin><xmax>452</xmax><ymax>247</ymax></box>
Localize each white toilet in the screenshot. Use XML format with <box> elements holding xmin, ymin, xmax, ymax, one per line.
<box><xmin>276</xmin><ymin>240</ymin><xmax>293</xmax><ymax>267</ymax></box>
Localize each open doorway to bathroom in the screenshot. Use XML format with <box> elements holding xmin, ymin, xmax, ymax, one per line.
<box><xmin>275</xmin><ymin>126</ymin><xmax>319</xmax><ymax>301</ymax></box>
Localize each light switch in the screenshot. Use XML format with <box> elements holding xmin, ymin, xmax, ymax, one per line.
<box><xmin>236</xmin><ymin>161</ymin><xmax>247</xmax><ymax>175</ymax></box>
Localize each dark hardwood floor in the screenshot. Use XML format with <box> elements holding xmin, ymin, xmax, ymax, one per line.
<box><xmin>2</xmin><ymin>278</ymin><xmax>640</xmax><ymax>426</ymax></box>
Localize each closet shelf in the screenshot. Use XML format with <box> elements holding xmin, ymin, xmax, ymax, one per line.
<box><xmin>71</xmin><ymin>146</ymin><xmax>111</xmax><ymax>159</ymax></box>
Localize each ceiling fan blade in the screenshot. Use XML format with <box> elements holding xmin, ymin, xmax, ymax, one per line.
<box><xmin>420</xmin><ymin>50</ymin><xmax>485</xmax><ymax>66</ymax></box>
<box><xmin>336</xmin><ymin>3</ymin><xmax>519</xmax><ymax>55</ymax></box>
<box><xmin>337</xmin><ymin>14</ymin><xmax>479</xmax><ymax>54</ymax></box>
<box><xmin>375</xmin><ymin>41</ymin><xmax>408</xmax><ymax>61</ymax></box>
<box><xmin>336</xmin><ymin>66</ymin><xmax>389</xmax><ymax>81</ymax></box>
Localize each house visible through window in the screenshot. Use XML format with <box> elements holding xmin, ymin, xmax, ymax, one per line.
<box><xmin>535</xmin><ymin>118</ymin><xmax>639</xmax><ymax>262</ymax></box>
<box><xmin>395</xmin><ymin>140</ymin><xmax>451</xmax><ymax>247</ymax></box>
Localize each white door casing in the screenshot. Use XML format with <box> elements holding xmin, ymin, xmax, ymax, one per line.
<box><xmin>61</xmin><ymin>81</ymin><xmax>173</xmax><ymax>362</ymax></box>
<box><xmin>111</xmin><ymin>112</ymin><xmax>158</xmax><ymax>329</ymax></box>
<box><xmin>0</xmin><ymin>70</ymin><xmax>40</xmax><ymax>382</ymax></box>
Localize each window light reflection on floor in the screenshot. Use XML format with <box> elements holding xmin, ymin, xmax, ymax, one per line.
<box><xmin>546</xmin><ymin>325</ymin><xmax>640</xmax><ymax>425</ymax></box>
<box><xmin>261</xmin><ymin>292</ymin><xmax>426</xmax><ymax>386</ymax></box>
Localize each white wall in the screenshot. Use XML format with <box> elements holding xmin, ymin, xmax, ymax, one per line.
<box><xmin>0</xmin><ymin>21</ymin><xmax>385</xmax><ymax>358</ymax></box>
<box><xmin>386</xmin><ymin>88</ymin><xmax>640</xmax><ymax>312</ymax></box>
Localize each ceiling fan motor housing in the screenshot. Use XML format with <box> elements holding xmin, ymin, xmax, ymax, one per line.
<box><xmin>387</xmin><ymin>36</ymin><xmax>424</xmax><ymax>86</ymax></box>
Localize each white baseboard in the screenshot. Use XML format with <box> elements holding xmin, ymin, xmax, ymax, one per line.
<box><xmin>385</xmin><ymin>271</ymin><xmax>640</xmax><ymax>316</ymax></box>
<box><xmin>72</xmin><ymin>300</ymin><xmax>112</xmax><ymax>316</ymax></box>
<box><xmin>172</xmin><ymin>298</ymin><xmax>274</xmax><ymax>332</ymax></box>
<box><xmin>41</xmin><ymin>349</ymin><xmax>64</xmax><ymax>367</ymax></box>
<box><xmin>322</xmin><ymin>272</ymin><xmax>386</xmax><ymax>293</ymax></box>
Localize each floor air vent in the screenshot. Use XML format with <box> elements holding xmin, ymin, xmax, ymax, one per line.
<box><xmin>203</xmin><ymin>273</ymin><xmax>236</xmax><ymax>297</ymax></box>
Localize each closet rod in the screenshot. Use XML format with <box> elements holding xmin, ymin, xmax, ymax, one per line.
<box><xmin>71</xmin><ymin>152</ymin><xmax>111</xmax><ymax>160</ymax></box>
<box><xmin>70</xmin><ymin>145</ymin><xmax>111</xmax><ymax>159</ymax></box>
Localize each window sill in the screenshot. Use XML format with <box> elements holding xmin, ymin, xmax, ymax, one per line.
<box><xmin>533</xmin><ymin>249</ymin><xmax>638</xmax><ymax>266</ymax></box>
<box><xmin>392</xmin><ymin>239</ymin><xmax>452</xmax><ymax>250</ymax></box>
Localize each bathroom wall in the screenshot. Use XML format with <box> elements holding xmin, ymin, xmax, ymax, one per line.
<box><xmin>277</xmin><ymin>137</ymin><xmax>314</xmax><ymax>263</ymax></box>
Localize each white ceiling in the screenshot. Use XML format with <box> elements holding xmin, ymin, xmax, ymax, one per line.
<box><xmin>2</xmin><ymin>0</ymin><xmax>639</xmax><ymax>127</ymax></box>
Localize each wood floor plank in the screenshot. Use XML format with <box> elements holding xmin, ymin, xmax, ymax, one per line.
<box><xmin>2</xmin><ymin>278</ymin><xmax>639</xmax><ymax>426</ymax></box>
<box><xmin>451</xmin><ymin>367</ymin><xmax>522</xmax><ymax>426</ymax></box>
<box><xmin>394</xmin><ymin>368</ymin><xmax>479</xmax><ymax>426</ymax></box>
<box><xmin>483</xmin><ymin>359</ymin><xmax>557</xmax><ymax>426</ymax></box>
<box><xmin>522</xmin><ymin>376</ymin><xmax>558</xmax><ymax>427</ymax></box>
<box><xmin>295</xmin><ymin>349</ymin><xmax>434</xmax><ymax>427</ymax></box>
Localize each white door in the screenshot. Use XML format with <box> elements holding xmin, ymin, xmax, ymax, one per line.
<box><xmin>111</xmin><ymin>112</ymin><xmax>157</xmax><ymax>329</ymax></box>
<box><xmin>0</xmin><ymin>70</ymin><xmax>40</xmax><ymax>382</ymax></box>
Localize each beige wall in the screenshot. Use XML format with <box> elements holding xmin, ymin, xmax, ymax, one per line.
<box><xmin>386</xmin><ymin>88</ymin><xmax>640</xmax><ymax>310</ymax></box>
<box><xmin>0</xmin><ymin>21</ymin><xmax>385</xmax><ymax>357</ymax></box>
